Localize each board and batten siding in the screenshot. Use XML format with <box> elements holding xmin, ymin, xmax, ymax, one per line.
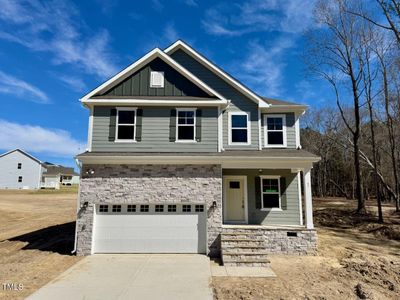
<box><xmin>91</xmin><ymin>106</ymin><xmax>218</xmax><ymax>152</ymax></box>
<box><xmin>223</xmin><ymin>169</ymin><xmax>301</xmax><ymax>226</ymax></box>
<box><xmin>261</xmin><ymin>112</ymin><xmax>297</xmax><ymax>149</ymax></box>
<box><xmin>0</xmin><ymin>151</ymin><xmax>44</xmax><ymax>189</ymax></box>
<box><xmin>170</xmin><ymin>49</ymin><xmax>259</xmax><ymax>150</ymax></box>
<box><xmin>101</xmin><ymin>58</ymin><xmax>211</xmax><ymax>98</ymax></box>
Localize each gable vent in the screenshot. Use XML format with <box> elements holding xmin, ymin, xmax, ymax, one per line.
<box><xmin>150</xmin><ymin>71</ymin><xmax>164</xmax><ymax>88</ymax></box>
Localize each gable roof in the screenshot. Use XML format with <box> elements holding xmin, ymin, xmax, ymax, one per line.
<box><xmin>81</xmin><ymin>48</ymin><xmax>228</xmax><ymax>104</ymax></box>
<box><xmin>165</xmin><ymin>40</ymin><xmax>270</xmax><ymax>107</ymax></box>
<box><xmin>0</xmin><ymin>149</ymin><xmax>42</xmax><ymax>164</ymax></box>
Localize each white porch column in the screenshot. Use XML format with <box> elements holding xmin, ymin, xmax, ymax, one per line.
<box><xmin>303</xmin><ymin>168</ymin><xmax>314</xmax><ymax>229</ymax></box>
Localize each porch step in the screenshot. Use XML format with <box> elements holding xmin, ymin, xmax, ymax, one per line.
<box><xmin>221</xmin><ymin>228</ymin><xmax>270</xmax><ymax>267</ymax></box>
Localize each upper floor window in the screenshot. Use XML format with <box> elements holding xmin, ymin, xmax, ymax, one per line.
<box><xmin>18</xmin><ymin>176</ymin><xmax>22</xmax><ymax>183</ymax></box>
<box><xmin>261</xmin><ymin>176</ymin><xmax>281</xmax><ymax>209</ymax></box>
<box><xmin>17</xmin><ymin>163</ymin><xmax>22</xmax><ymax>169</ymax></box>
<box><xmin>264</xmin><ymin>114</ymin><xmax>286</xmax><ymax>148</ymax></box>
<box><xmin>228</xmin><ymin>112</ymin><xmax>250</xmax><ymax>145</ymax></box>
<box><xmin>176</xmin><ymin>109</ymin><xmax>196</xmax><ymax>142</ymax></box>
<box><xmin>116</xmin><ymin>108</ymin><xmax>136</xmax><ymax>141</ymax></box>
<box><xmin>150</xmin><ymin>71</ymin><xmax>164</xmax><ymax>88</ymax></box>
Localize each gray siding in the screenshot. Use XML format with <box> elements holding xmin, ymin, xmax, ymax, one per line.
<box><xmin>0</xmin><ymin>151</ymin><xmax>43</xmax><ymax>189</ymax></box>
<box><xmin>92</xmin><ymin>106</ymin><xmax>218</xmax><ymax>152</ymax></box>
<box><xmin>101</xmin><ymin>58</ymin><xmax>211</xmax><ymax>98</ymax></box>
<box><xmin>223</xmin><ymin>169</ymin><xmax>301</xmax><ymax>226</ymax></box>
<box><xmin>261</xmin><ymin>112</ymin><xmax>296</xmax><ymax>149</ymax></box>
<box><xmin>170</xmin><ymin>50</ymin><xmax>259</xmax><ymax>150</ymax></box>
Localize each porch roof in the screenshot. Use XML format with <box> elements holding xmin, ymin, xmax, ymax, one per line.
<box><xmin>77</xmin><ymin>149</ymin><xmax>320</xmax><ymax>169</ymax></box>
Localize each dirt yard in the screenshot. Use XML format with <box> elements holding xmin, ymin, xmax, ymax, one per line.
<box><xmin>1</xmin><ymin>190</ymin><xmax>399</xmax><ymax>300</ymax></box>
<box><xmin>0</xmin><ymin>188</ymin><xmax>81</xmax><ymax>300</ymax></box>
<box><xmin>213</xmin><ymin>198</ymin><xmax>400</xmax><ymax>300</ymax></box>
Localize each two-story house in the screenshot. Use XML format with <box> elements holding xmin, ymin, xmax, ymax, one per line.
<box><xmin>75</xmin><ymin>40</ymin><xmax>320</xmax><ymax>266</ymax></box>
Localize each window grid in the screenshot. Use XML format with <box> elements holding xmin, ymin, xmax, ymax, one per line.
<box><xmin>127</xmin><ymin>205</ymin><xmax>136</xmax><ymax>212</ymax></box>
<box><xmin>182</xmin><ymin>205</ymin><xmax>191</xmax><ymax>212</ymax></box>
<box><xmin>229</xmin><ymin>112</ymin><xmax>250</xmax><ymax>145</ymax></box>
<box><xmin>168</xmin><ymin>205</ymin><xmax>177</xmax><ymax>212</ymax></box>
<box><xmin>261</xmin><ymin>177</ymin><xmax>281</xmax><ymax>209</ymax></box>
<box><xmin>195</xmin><ymin>205</ymin><xmax>204</xmax><ymax>212</ymax></box>
<box><xmin>140</xmin><ymin>205</ymin><xmax>149</xmax><ymax>212</ymax></box>
<box><xmin>155</xmin><ymin>205</ymin><xmax>164</xmax><ymax>212</ymax></box>
<box><xmin>116</xmin><ymin>108</ymin><xmax>136</xmax><ymax>141</ymax></box>
<box><xmin>176</xmin><ymin>109</ymin><xmax>196</xmax><ymax>141</ymax></box>
<box><xmin>264</xmin><ymin>115</ymin><xmax>286</xmax><ymax>147</ymax></box>
<box><xmin>112</xmin><ymin>205</ymin><xmax>122</xmax><ymax>212</ymax></box>
<box><xmin>99</xmin><ymin>205</ymin><xmax>108</xmax><ymax>212</ymax></box>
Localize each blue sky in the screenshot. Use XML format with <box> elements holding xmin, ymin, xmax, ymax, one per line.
<box><xmin>0</xmin><ymin>0</ymin><xmax>333</xmax><ymax>168</ymax></box>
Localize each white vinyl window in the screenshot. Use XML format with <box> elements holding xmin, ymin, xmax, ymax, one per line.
<box><xmin>264</xmin><ymin>114</ymin><xmax>287</xmax><ymax>148</ymax></box>
<box><xmin>115</xmin><ymin>108</ymin><xmax>136</xmax><ymax>142</ymax></box>
<box><xmin>260</xmin><ymin>176</ymin><xmax>281</xmax><ymax>210</ymax></box>
<box><xmin>150</xmin><ymin>71</ymin><xmax>164</xmax><ymax>88</ymax></box>
<box><xmin>228</xmin><ymin>112</ymin><xmax>251</xmax><ymax>145</ymax></box>
<box><xmin>176</xmin><ymin>108</ymin><xmax>196</xmax><ymax>142</ymax></box>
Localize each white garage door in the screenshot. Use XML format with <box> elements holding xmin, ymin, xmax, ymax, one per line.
<box><xmin>93</xmin><ymin>204</ymin><xmax>207</xmax><ymax>254</ymax></box>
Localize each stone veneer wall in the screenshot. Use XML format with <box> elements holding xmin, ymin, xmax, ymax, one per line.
<box><xmin>222</xmin><ymin>227</ymin><xmax>317</xmax><ymax>256</ymax></box>
<box><xmin>76</xmin><ymin>164</ymin><xmax>222</xmax><ymax>256</ymax></box>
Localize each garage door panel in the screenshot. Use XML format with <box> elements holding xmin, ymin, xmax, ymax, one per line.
<box><xmin>93</xmin><ymin>204</ymin><xmax>207</xmax><ymax>254</ymax></box>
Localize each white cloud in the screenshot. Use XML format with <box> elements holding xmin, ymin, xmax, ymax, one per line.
<box><xmin>0</xmin><ymin>0</ymin><xmax>118</xmax><ymax>79</ymax></box>
<box><xmin>163</xmin><ymin>23</ymin><xmax>179</xmax><ymax>44</ymax></box>
<box><xmin>237</xmin><ymin>38</ymin><xmax>294</xmax><ymax>97</ymax></box>
<box><xmin>203</xmin><ymin>0</ymin><xmax>316</xmax><ymax>37</ymax></box>
<box><xmin>151</xmin><ymin>0</ymin><xmax>164</xmax><ymax>12</ymax></box>
<box><xmin>0</xmin><ymin>71</ymin><xmax>49</xmax><ymax>103</ymax></box>
<box><xmin>184</xmin><ymin>0</ymin><xmax>198</xmax><ymax>7</ymax></box>
<box><xmin>58</xmin><ymin>75</ymin><xmax>87</xmax><ymax>92</ymax></box>
<box><xmin>0</xmin><ymin>120</ymin><xmax>86</xmax><ymax>157</ymax></box>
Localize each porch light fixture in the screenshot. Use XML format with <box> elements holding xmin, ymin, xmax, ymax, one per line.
<box><xmin>259</xmin><ymin>169</ymin><xmax>263</xmax><ymax>173</ymax></box>
<box><xmin>212</xmin><ymin>201</ymin><xmax>217</xmax><ymax>208</ymax></box>
<box><xmin>86</xmin><ymin>168</ymin><xmax>95</xmax><ymax>175</ymax></box>
<box><xmin>82</xmin><ymin>201</ymin><xmax>89</xmax><ymax>209</ymax></box>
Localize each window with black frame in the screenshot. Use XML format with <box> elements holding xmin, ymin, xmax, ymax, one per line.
<box><xmin>261</xmin><ymin>177</ymin><xmax>281</xmax><ymax>209</ymax></box>
<box><xmin>116</xmin><ymin>109</ymin><xmax>136</xmax><ymax>141</ymax></box>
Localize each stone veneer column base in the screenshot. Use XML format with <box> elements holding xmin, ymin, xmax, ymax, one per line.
<box><xmin>76</xmin><ymin>164</ymin><xmax>222</xmax><ymax>256</ymax></box>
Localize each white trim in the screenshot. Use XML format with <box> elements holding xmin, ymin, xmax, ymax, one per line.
<box><xmin>80</xmin><ymin>48</ymin><xmax>227</xmax><ymax>102</ymax></box>
<box><xmin>82</xmin><ymin>98</ymin><xmax>227</xmax><ymax>107</ymax></box>
<box><xmin>87</xmin><ymin>107</ymin><xmax>94</xmax><ymax>151</ymax></box>
<box><xmin>150</xmin><ymin>71</ymin><xmax>164</xmax><ymax>88</ymax></box>
<box><xmin>295</xmin><ymin>112</ymin><xmax>301</xmax><ymax>149</ymax></box>
<box><xmin>263</xmin><ymin>114</ymin><xmax>287</xmax><ymax>148</ymax></box>
<box><xmin>260</xmin><ymin>105</ymin><xmax>308</xmax><ymax>114</ymax></box>
<box><xmin>259</xmin><ymin>175</ymin><xmax>282</xmax><ymax>211</ymax></box>
<box><xmin>228</xmin><ymin>111</ymin><xmax>251</xmax><ymax>146</ymax></box>
<box><xmin>217</xmin><ymin>106</ymin><xmax>223</xmax><ymax>152</ymax></box>
<box><xmin>223</xmin><ymin>175</ymin><xmax>248</xmax><ymax>224</ymax></box>
<box><xmin>297</xmin><ymin>171</ymin><xmax>304</xmax><ymax>226</ymax></box>
<box><xmin>175</xmin><ymin>108</ymin><xmax>197</xmax><ymax>142</ymax></box>
<box><xmin>165</xmin><ymin>40</ymin><xmax>270</xmax><ymax>107</ymax></box>
<box><xmin>115</xmin><ymin>107</ymin><xmax>137</xmax><ymax>143</ymax></box>
<box><xmin>258</xmin><ymin>109</ymin><xmax>262</xmax><ymax>150</ymax></box>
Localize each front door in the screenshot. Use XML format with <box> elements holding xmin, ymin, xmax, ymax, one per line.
<box><xmin>224</xmin><ymin>177</ymin><xmax>246</xmax><ymax>223</ymax></box>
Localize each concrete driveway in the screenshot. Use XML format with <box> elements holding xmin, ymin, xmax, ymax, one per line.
<box><xmin>28</xmin><ymin>254</ymin><xmax>213</xmax><ymax>300</ymax></box>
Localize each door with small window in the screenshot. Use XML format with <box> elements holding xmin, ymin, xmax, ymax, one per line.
<box><xmin>224</xmin><ymin>177</ymin><xmax>247</xmax><ymax>223</ymax></box>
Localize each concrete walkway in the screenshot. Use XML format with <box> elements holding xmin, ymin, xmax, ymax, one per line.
<box><xmin>28</xmin><ymin>254</ymin><xmax>213</xmax><ymax>300</ymax></box>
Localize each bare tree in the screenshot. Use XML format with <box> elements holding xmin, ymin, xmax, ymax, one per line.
<box><xmin>307</xmin><ymin>0</ymin><xmax>366</xmax><ymax>213</ymax></box>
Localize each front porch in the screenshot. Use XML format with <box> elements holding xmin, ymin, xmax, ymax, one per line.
<box><xmin>220</xmin><ymin>167</ymin><xmax>317</xmax><ymax>266</ymax></box>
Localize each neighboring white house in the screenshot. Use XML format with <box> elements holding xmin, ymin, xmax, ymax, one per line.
<box><xmin>41</xmin><ymin>163</ymin><xmax>80</xmax><ymax>188</ymax></box>
<box><xmin>0</xmin><ymin>149</ymin><xmax>80</xmax><ymax>189</ymax></box>
<box><xmin>0</xmin><ymin>149</ymin><xmax>46</xmax><ymax>189</ymax></box>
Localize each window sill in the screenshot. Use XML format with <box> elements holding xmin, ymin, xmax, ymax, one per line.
<box><xmin>175</xmin><ymin>140</ymin><xmax>198</xmax><ymax>143</ymax></box>
<box><xmin>228</xmin><ymin>142</ymin><xmax>251</xmax><ymax>146</ymax></box>
<box><xmin>114</xmin><ymin>140</ymin><xmax>137</xmax><ymax>143</ymax></box>
<box><xmin>263</xmin><ymin>145</ymin><xmax>287</xmax><ymax>148</ymax></box>
<box><xmin>261</xmin><ymin>208</ymin><xmax>283</xmax><ymax>212</ymax></box>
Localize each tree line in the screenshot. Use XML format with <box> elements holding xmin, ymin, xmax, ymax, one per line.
<box><xmin>301</xmin><ymin>0</ymin><xmax>399</xmax><ymax>222</ymax></box>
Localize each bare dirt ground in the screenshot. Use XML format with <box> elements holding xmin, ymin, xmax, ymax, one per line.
<box><xmin>213</xmin><ymin>198</ymin><xmax>400</xmax><ymax>300</ymax></box>
<box><xmin>0</xmin><ymin>188</ymin><xmax>81</xmax><ymax>300</ymax></box>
